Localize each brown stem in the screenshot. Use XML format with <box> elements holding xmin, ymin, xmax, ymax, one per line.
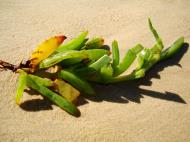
<box><xmin>0</xmin><ymin>60</ymin><xmax>18</xmax><ymax>72</ymax></box>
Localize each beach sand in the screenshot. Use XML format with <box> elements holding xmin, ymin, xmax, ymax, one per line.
<box><xmin>0</xmin><ymin>0</ymin><xmax>190</xmax><ymax>141</ymax></box>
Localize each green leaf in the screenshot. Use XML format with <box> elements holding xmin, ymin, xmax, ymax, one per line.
<box><xmin>26</xmin><ymin>75</ymin><xmax>80</xmax><ymax>116</ymax></box>
<box><xmin>39</xmin><ymin>50</ymin><xmax>88</xmax><ymax>69</ymax></box>
<box><xmin>59</xmin><ymin>70</ymin><xmax>95</xmax><ymax>95</ymax></box>
<box><xmin>113</xmin><ymin>44</ymin><xmax>143</xmax><ymax>76</ymax></box>
<box><xmin>15</xmin><ymin>70</ymin><xmax>27</xmax><ymax>105</ymax></box>
<box><xmin>28</xmin><ymin>74</ymin><xmax>53</xmax><ymax>87</ymax></box>
<box><xmin>111</xmin><ymin>40</ymin><xmax>120</xmax><ymax>68</ymax></box>
<box><xmin>56</xmin><ymin>31</ymin><xmax>88</xmax><ymax>52</ymax></box>
<box><xmin>160</xmin><ymin>37</ymin><xmax>184</xmax><ymax>61</ymax></box>
<box><xmin>84</xmin><ymin>37</ymin><xmax>104</xmax><ymax>49</ymax></box>
<box><xmin>148</xmin><ymin>18</ymin><xmax>164</xmax><ymax>51</ymax></box>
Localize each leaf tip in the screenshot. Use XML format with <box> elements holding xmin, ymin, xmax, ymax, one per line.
<box><xmin>55</xmin><ymin>35</ymin><xmax>67</xmax><ymax>44</ymax></box>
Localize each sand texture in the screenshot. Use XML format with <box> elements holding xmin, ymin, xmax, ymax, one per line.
<box><xmin>0</xmin><ymin>0</ymin><xmax>190</xmax><ymax>141</ymax></box>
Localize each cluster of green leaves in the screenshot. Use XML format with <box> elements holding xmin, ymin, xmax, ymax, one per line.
<box><xmin>16</xmin><ymin>18</ymin><xmax>185</xmax><ymax>116</ymax></box>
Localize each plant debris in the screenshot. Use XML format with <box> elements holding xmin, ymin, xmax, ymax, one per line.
<box><xmin>0</xmin><ymin>18</ymin><xmax>186</xmax><ymax>116</ymax></box>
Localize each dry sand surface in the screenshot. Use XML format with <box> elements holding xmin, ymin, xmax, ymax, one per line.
<box><xmin>0</xmin><ymin>0</ymin><xmax>190</xmax><ymax>141</ymax></box>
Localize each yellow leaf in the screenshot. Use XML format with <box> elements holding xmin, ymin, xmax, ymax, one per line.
<box><xmin>54</xmin><ymin>79</ymin><xmax>80</xmax><ymax>103</ymax></box>
<box><xmin>29</xmin><ymin>35</ymin><xmax>66</xmax><ymax>72</ymax></box>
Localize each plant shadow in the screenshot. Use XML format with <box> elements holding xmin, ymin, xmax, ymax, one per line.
<box><xmin>20</xmin><ymin>89</ymin><xmax>88</xmax><ymax>112</ymax></box>
<box><xmin>20</xmin><ymin>97</ymin><xmax>53</xmax><ymax>111</ymax></box>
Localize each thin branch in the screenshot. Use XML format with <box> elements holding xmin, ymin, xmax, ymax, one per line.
<box><xmin>0</xmin><ymin>60</ymin><xmax>18</xmax><ymax>72</ymax></box>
